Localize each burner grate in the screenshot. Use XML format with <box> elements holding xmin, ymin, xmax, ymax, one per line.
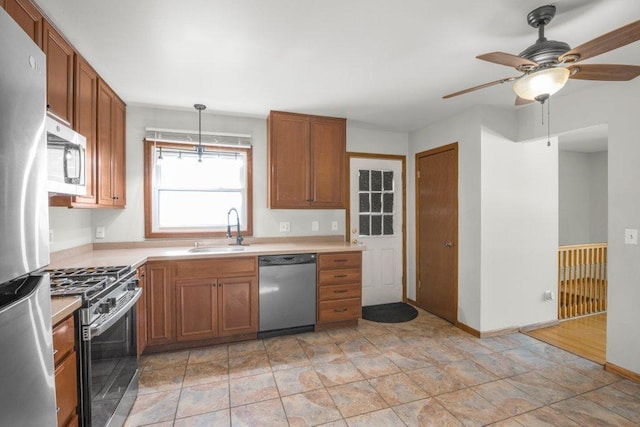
<box><xmin>48</xmin><ymin>265</ymin><xmax>130</xmax><ymax>280</ymax></box>
<box><xmin>50</xmin><ymin>276</ymin><xmax>110</xmax><ymax>297</ymax></box>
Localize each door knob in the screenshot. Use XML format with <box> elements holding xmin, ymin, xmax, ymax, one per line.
<box><xmin>444</xmin><ymin>241</ymin><xmax>453</xmax><ymax>248</ymax></box>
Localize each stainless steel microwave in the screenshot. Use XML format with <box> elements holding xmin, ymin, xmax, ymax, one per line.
<box><xmin>46</xmin><ymin>117</ymin><xmax>87</xmax><ymax>196</ymax></box>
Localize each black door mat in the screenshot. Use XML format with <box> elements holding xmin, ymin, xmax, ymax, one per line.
<box><xmin>362</xmin><ymin>302</ymin><xmax>418</xmax><ymax>323</ymax></box>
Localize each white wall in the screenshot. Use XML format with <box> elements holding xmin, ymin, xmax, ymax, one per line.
<box><xmin>48</xmin><ymin>107</ymin><xmax>408</xmax><ymax>247</ymax></box>
<box><xmin>558</xmin><ymin>150</ymin><xmax>608</xmax><ymax>245</ymax></box>
<box><xmin>517</xmin><ymin>79</ymin><xmax>640</xmax><ymax>375</ymax></box>
<box><xmin>480</xmin><ymin>127</ymin><xmax>558</xmax><ymax>331</ymax></box>
<box><xmin>589</xmin><ymin>151</ymin><xmax>608</xmax><ymax>243</ymax></box>
<box><xmin>408</xmin><ymin>107</ymin><xmax>482</xmax><ymax>329</ymax></box>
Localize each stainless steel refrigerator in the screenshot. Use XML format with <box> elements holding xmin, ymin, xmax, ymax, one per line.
<box><xmin>0</xmin><ymin>7</ymin><xmax>57</xmax><ymax>426</ymax></box>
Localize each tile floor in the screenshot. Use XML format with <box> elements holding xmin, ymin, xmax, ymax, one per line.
<box><xmin>126</xmin><ymin>308</ymin><xmax>640</xmax><ymax>426</ymax></box>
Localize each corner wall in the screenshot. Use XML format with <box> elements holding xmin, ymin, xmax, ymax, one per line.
<box><xmin>517</xmin><ymin>79</ymin><xmax>640</xmax><ymax>375</ymax></box>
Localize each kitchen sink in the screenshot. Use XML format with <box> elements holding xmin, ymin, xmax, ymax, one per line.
<box><xmin>188</xmin><ymin>246</ymin><xmax>246</xmax><ymax>254</ymax></box>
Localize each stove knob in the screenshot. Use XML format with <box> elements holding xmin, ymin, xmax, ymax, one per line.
<box><xmin>98</xmin><ymin>302</ymin><xmax>111</xmax><ymax>314</ymax></box>
<box><xmin>107</xmin><ymin>297</ymin><xmax>117</xmax><ymax>308</ymax></box>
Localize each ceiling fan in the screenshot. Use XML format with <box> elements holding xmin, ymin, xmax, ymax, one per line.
<box><xmin>443</xmin><ymin>5</ymin><xmax>640</xmax><ymax>105</ymax></box>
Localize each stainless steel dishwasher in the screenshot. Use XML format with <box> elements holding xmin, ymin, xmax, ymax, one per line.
<box><xmin>258</xmin><ymin>253</ymin><xmax>316</xmax><ymax>338</ymax></box>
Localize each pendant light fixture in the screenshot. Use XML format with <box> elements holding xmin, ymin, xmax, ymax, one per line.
<box><xmin>194</xmin><ymin>103</ymin><xmax>206</xmax><ymax>162</ymax></box>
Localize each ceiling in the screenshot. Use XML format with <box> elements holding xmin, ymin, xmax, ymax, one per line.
<box><xmin>36</xmin><ymin>0</ymin><xmax>640</xmax><ymax>131</ymax></box>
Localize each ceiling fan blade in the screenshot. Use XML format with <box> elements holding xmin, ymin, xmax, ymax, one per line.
<box><xmin>476</xmin><ymin>52</ymin><xmax>538</xmax><ymax>69</ymax></box>
<box><xmin>515</xmin><ymin>96</ymin><xmax>534</xmax><ymax>106</ymax></box>
<box><xmin>568</xmin><ymin>64</ymin><xmax>640</xmax><ymax>81</ymax></box>
<box><xmin>559</xmin><ymin>20</ymin><xmax>640</xmax><ymax>63</ymax></box>
<box><xmin>443</xmin><ymin>77</ymin><xmax>519</xmax><ymax>99</ymax></box>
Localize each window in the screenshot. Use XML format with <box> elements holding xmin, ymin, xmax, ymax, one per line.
<box><xmin>144</xmin><ymin>140</ymin><xmax>252</xmax><ymax>238</ymax></box>
<box><xmin>358</xmin><ymin>169</ymin><xmax>394</xmax><ymax>236</ymax></box>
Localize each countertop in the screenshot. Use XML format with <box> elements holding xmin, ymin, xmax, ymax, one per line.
<box><xmin>47</xmin><ymin>241</ymin><xmax>364</xmax><ymax>270</ymax></box>
<box><xmin>51</xmin><ymin>296</ymin><xmax>82</xmax><ymax>325</ymax></box>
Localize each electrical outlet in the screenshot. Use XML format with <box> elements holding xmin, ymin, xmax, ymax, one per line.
<box><xmin>279</xmin><ymin>222</ymin><xmax>290</xmax><ymax>232</ymax></box>
<box><xmin>543</xmin><ymin>290</ymin><xmax>553</xmax><ymax>301</ymax></box>
<box><xmin>96</xmin><ymin>226</ymin><xmax>105</xmax><ymax>239</ymax></box>
<box><xmin>625</xmin><ymin>228</ymin><xmax>638</xmax><ymax>245</ymax></box>
<box><xmin>312</xmin><ymin>221</ymin><xmax>319</xmax><ymax>231</ymax></box>
<box><xmin>331</xmin><ymin>221</ymin><xmax>338</xmax><ymax>231</ymax></box>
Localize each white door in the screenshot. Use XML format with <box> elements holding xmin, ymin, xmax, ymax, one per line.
<box><xmin>350</xmin><ymin>157</ymin><xmax>403</xmax><ymax>306</ymax></box>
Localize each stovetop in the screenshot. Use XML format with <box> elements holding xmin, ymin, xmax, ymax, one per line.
<box><xmin>47</xmin><ymin>265</ymin><xmax>131</xmax><ymax>299</ymax></box>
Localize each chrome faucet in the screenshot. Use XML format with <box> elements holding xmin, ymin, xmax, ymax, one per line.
<box><xmin>226</xmin><ymin>208</ymin><xmax>244</xmax><ymax>246</ymax></box>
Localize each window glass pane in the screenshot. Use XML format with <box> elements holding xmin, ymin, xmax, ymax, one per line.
<box><xmin>383</xmin><ymin>171</ymin><xmax>393</xmax><ymax>191</ymax></box>
<box><xmin>371</xmin><ymin>170</ymin><xmax>382</xmax><ymax>191</ymax></box>
<box><xmin>371</xmin><ymin>215</ymin><xmax>382</xmax><ymax>236</ymax></box>
<box><xmin>371</xmin><ymin>192</ymin><xmax>382</xmax><ymax>213</ymax></box>
<box><xmin>359</xmin><ymin>170</ymin><xmax>369</xmax><ymax>191</ymax></box>
<box><xmin>359</xmin><ymin>215</ymin><xmax>370</xmax><ymax>236</ymax></box>
<box><xmin>157</xmin><ymin>191</ymin><xmax>242</xmax><ymax>228</ymax></box>
<box><xmin>383</xmin><ymin>215</ymin><xmax>394</xmax><ymax>235</ymax></box>
<box><xmin>383</xmin><ymin>193</ymin><xmax>394</xmax><ymax>213</ymax></box>
<box><xmin>157</xmin><ymin>152</ymin><xmax>244</xmax><ymax>190</ymax></box>
<box><xmin>359</xmin><ymin>193</ymin><xmax>370</xmax><ymax>213</ymax></box>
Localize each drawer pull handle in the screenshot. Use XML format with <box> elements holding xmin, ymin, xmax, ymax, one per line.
<box><xmin>334</xmin><ymin>308</ymin><xmax>348</xmax><ymax>313</ymax></box>
<box><xmin>334</xmin><ymin>290</ymin><xmax>348</xmax><ymax>293</ymax></box>
<box><xmin>334</xmin><ymin>274</ymin><xmax>348</xmax><ymax>278</ymax></box>
<box><xmin>56</xmin><ymin>407</ymin><xmax>60</xmax><ymax>413</ymax></box>
<box><xmin>53</xmin><ymin>349</ymin><xmax>58</xmax><ymax>356</ymax></box>
<box><xmin>333</xmin><ymin>259</ymin><xmax>348</xmax><ymax>263</ymax></box>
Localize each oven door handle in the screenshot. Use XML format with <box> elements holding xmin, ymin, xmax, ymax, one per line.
<box><xmin>90</xmin><ymin>288</ymin><xmax>142</xmax><ymax>338</ymax></box>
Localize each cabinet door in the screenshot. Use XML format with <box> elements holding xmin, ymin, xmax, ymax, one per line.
<box><xmin>268</xmin><ymin>112</ymin><xmax>310</xmax><ymax>208</ymax></box>
<box><xmin>111</xmin><ymin>96</ymin><xmax>126</xmax><ymax>206</ymax></box>
<box><xmin>96</xmin><ymin>80</ymin><xmax>114</xmax><ymax>205</ymax></box>
<box><xmin>43</xmin><ymin>20</ymin><xmax>74</xmax><ymax>125</ymax></box>
<box><xmin>146</xmin><ymin>262</ymin><xmax>175</xmax><ymax>346</ymax></box>
<box><xmin>136</xmin><ymin>265</ymin><xmax>148</xmax><ymax>355</ymax></box>
<box><xmin>176</xmin><ymin>278</ymin><xmax>218</xmax><ymax>341</ymax></box>
<box><xmin>218</xmin><ymin>275</ymin><xmax>258</xmax><ymax>336</ymax></box>
<box><xmin>310</xmin><ymin>117</ymin><xmax>346</xmax><ymax>208</ymax></box>
<box><xmin>55</xmin><ymin>351</ymin><xmax>78</xmax><ymax>427</ymax></box>
<box><xmin>72</xmin><ymin>56</ymin><xmax>98</xmax><ymax>204</ymax></box>
<box><xmin>4</xmin><ymin>0</ymin><xmax>42</xmax><ymax>47</ymax></box>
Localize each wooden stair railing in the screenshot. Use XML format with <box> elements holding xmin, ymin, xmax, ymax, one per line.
<box><xmin>558</xmin><ymin>243</ymin><xmax>607</xmax><ymax>320</ymax></box>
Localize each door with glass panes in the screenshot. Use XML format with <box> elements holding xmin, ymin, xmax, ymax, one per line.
<box><xmin>349</xmin><ymin>157</ymin><xmax>403</xmax><ymax>305</ymax></box>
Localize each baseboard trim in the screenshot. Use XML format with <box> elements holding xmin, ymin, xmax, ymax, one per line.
<box><xmin>406</xmin><ymin>298</ymin><xmax>417</xmax><ymax>306</ymax></box>
<box><xmin>480</xmin><ymin>326</ymin><xmax>520</xmax><ymax>338</ymax></box>
<box><xmin>605</xmin><ymin>362</ymin><xmax>640</xmax><ymax>383</ymax></box>
<box><xmin>455</xmin><ymin>321</ymin><xmax>481</xmax><ymax>338</ymax></box>
<box><xmin>520</xmin><ymin>319</ymin><xmax>560</xmax><ymax>332</ymax></box>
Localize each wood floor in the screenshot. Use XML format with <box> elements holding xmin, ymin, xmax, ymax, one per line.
<box><xmin>525</xmin><ymin>313</ymin><xmax>606</xmax><ymax>364</ymax></box>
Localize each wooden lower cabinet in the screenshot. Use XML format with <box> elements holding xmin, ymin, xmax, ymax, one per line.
<box><xmin>219</xmin><ymin>275</ymin><xmax>259</xmax><ymax>337</ymax></box>
<box><xmin>317</xmin><ymin>252</ymin><xmax>362</xmax><ymax>328</ymax></box>
<box><xmin>52</xmin><ymin>314</ymin><xmax>78</xmax><ymax>427</ymax></box>
<box><xmin>176</xmin><ymin>277</ymin><xmax>218</xmax><ymax>341</ymax></box>
<box><xmin>146</xmin><ymin>262</ymin><xmax>175</xmax><ymax>346</ymax></box>
<box><xmin>146</xmin><ymin>258</ymin><xmax>258</xmax><ymax>351</ymax></box>
<box><xmin>136</xmin><ymin>265</ymin><xmax>148</xmax><ymax>355</ymax></box>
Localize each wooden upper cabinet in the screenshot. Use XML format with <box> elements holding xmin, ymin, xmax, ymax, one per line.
<box><xmin>310</xmin><ymin>117</ymin><xmax>346</xmax><ymax>208</ymax></box>
<box><xmin>97</xmin><ymin>79</ymin><xmax>126</xmax><ymax>207</ymax></box>
<box><xmin>4</xmin><ymin>0</ymin><xmax>43</xmax><ymax>47</ymax></box>
<box><xmin>43</xmin><ymin>20</ymin><xmax>74</xmax><ymax>125</ymax></box>
<box><xmin>267</xmin><ymin>111</ymin><xmax>346</xmax><ymax>209</ymax></box>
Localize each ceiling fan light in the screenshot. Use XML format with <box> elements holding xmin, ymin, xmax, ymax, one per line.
<box><xmin>512</xmin><ymin>67</ymin><xmax>570</xmax><ymax>101</ymax></box>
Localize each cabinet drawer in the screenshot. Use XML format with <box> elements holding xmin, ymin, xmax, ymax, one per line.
<box><xmin>318</xmin><ymin>283</ymin><xmax>361</xmax><ymax>301</ymax></box>
<box><xmin>55</xmin><ymin>351</ymin><xmax>78</xmax><ymax>427</ymax></box>
<box><xmin>175</xmin><ymin>257</ymin><xmax>257</xmax><ymax>278</ymax></box>
<box><xmin>318</xmin><ymin>269</ymin><xmax>361</xmax><ymax>285</ymax></box>
<box><xmin>318</xmin><ymin>298</ymin><xmax>361</xmax><ymax>323</ymax></box>
<box><xmin>52</xmin><ymin>315</ymin><xmax>75</xmax><ymax>365</ymax></box>
<box><xmin>318</xmin><ymin>252</ymin><xmax>361</xmax><ymax>270</ymax></box>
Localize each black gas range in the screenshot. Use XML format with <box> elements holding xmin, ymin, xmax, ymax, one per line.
<box><xmin>48</xmin><ymin>265</ymin><xmax>141</xmax><ymax>427</ymax></box>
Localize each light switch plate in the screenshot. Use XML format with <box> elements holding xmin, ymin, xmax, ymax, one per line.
<box><xmin>96</xmin><ymin>226</ymin><xmax>105</xmax><ymax>239</ymax></box>
<box><xmin>311</xmin><ymin>221</ymin><xmax>319</xmax><ymax>231</ymax></box>
<box><xmin>625</xmin><ymin>228</ymin><xmax>638</xmax><ymax>245</ymax></box>
<box><xmin>331</xmin><ymin>221</ymin><xmax>338</xmax><ymax>231</ymax></box>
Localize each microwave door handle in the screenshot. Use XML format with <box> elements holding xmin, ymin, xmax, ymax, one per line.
<box><xmin>90</xmin><ymin>288</ymin><xmax>142</xmax><ymax>339</ymax></box>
